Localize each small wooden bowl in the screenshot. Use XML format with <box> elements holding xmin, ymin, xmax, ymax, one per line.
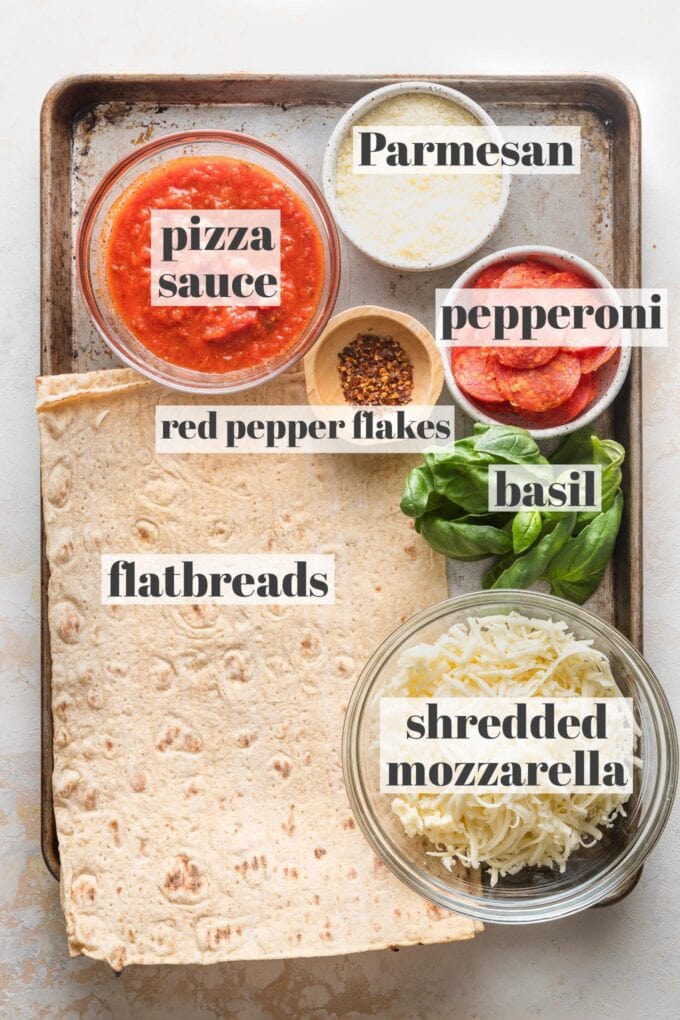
<box><xmin>304</xmin><ymin>305</ymin><xmax>443</xmax><ymax>408</ymax></box>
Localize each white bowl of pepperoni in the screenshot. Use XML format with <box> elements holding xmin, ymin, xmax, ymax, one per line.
<box><xmin>441</xmin><ymin>245</ymin><xmax>631</xmax><ymax>439</ymax></box>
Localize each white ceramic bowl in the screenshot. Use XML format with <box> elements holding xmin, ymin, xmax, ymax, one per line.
<box><xmin>440</xmin><ymin>245</ymin><xmax>632</xmax><ymax>440</ymax></box>
<box><xmin>322</xmin><ymin>81</ymin><xmax>511</xmax><ymax>272</ymax></box>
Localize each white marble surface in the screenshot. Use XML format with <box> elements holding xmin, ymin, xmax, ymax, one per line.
<box><xmin>1</xmin><ymin>0</ymin><xmax>678</xmax><ymax>1016</ymax></box>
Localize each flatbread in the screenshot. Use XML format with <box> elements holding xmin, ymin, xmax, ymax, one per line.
<box><xmin>37</xmin><ymin>367</ymin><xmax>480</xmax><ymax>969</ymax></box>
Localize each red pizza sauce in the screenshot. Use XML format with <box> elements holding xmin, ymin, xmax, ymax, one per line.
<box><xmin>105</xmin><ymin>156</ymin><xmax>325</xmax><ymax>373</ymax></box>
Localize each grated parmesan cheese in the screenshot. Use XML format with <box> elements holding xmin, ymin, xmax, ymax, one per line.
<box><xmin>335</xmin><ymin>93</ymin><xmax>504</xmax><ymax>267</ymax></box>
<box><xmin>386</xmin><ymin>613</ymin><xmax>636</xmax><ymax>886</ymax></box>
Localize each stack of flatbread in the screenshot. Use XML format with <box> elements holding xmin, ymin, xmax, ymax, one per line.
<box><xmin>37</xmin><ymin>367</ymin><xmax>480</xmax><ymax>969</ymax></box>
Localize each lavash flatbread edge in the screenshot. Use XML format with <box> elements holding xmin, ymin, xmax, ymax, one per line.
<box><xmin>38</xmin><ymin>368</ymin><xmax>482</xmax><ymax>968</ymax></box>
<box><xmin>36</xmin><ymin>367</ymin><xmax>150</xmax><ymax>411</ymax></box>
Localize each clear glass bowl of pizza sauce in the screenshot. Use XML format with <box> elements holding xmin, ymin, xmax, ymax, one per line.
<box><xmin>77</xmin><ymin>131</ymin><xmax>341</xmax><ymax>393</ymax></box>
<box><xmin>343</xmin><ymin>591</ymin><xmax>678</xmax><ymax>924</ymax></box>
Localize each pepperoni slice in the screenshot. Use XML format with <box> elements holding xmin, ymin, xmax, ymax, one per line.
<box><xmin>523</xmin><ymin>373</ymin><xmax>597</xmax><ymax>427</ymax></box>
<box><xmin>476</xmin><ymin>399</ymin><xmax>513</xmax><ymax>414</ymax></box>
<box><xmin>577</xmin><ymin>346</ymin><xmax>618</xmax><ymax>373</ymax></box>
<box><xmin>547</xmin><ymin>270</ymin><xmax>592</xmax><ymax>288</ymax></box>
<box><xmin>493</xmin><ymin>351</ymin><xmax>582</xmax><ymax>412</ymax></box>
<box><xmin>482</xmin><ymin>262</ymin><xmax>558</xmax><ymax>368</ymax></box>
<box><xmin>547</xmin><ymin>271</ymin><xmax>618</xmax><ymax>364</ymax></box>
<box><xmin>451</xmin><ymin>348</ymin><xmax>505</xmax><ymax>404</ymax></box>
<box><xmin>498</xmin><ymin>261</ymin><xmax>555</xmax><ymax>288</ymax></box>
<box><xmin>473</xmin><ymin>264</ymin><xmax>510</xmax><ymax>289</ymax></box>
<box><xmin>495</xmin><ymin>346</ymin><xmax>559</xmax><ymax>369</ymax></box>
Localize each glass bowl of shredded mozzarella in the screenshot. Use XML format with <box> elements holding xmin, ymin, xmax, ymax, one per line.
<box><xmin>342</xmin><ymin>591</ymin><xmax>677</xmax><ymax>923</ymax></box>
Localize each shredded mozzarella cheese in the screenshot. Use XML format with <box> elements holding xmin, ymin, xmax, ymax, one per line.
<box><xmin>387</xmin><ymin>613</ymin><xmax>636</xmax><ymax>886</ymax></box>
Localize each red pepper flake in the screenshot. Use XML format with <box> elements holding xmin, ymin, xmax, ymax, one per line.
<box><xmin>338</xmin><ymin>334</ymin><xmax>414</xmax><ymax>405</ymax></box>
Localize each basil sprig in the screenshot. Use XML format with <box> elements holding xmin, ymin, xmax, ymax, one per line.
<box><xmin>400</xmin><ymin>424</ymin><xmax>625</xmax><ymax>605</ymax></box>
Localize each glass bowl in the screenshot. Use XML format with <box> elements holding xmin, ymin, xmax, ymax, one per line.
<box><xmin>342</xmin><ymin>590</ymin><xmax>678</xmax><ymax>923</ymax></box>
<box><xmin>77</xmin><ymin>131</ymin><xmax>341</xmax><ymax>393</ymax></box>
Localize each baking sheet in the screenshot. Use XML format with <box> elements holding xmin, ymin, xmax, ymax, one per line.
<box><xmin>40</xmin><ymin>75</ymin><xmax>642</xmax><ymax>898</ymax></box>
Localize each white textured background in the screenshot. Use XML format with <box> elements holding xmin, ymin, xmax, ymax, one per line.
<box><xmin>1</xmin><ymin>1</ymin><xmax>678</xmax><ymax>1016</ymax></box>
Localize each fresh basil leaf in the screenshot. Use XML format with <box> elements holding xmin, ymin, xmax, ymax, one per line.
<box><xmin>573</xmin><ymin>510</ymin><xmax>596</xmax><ymax>533</ymax></box>
<box><xmin>473</xmin><ymin>425</ymin><xmax>548</xmax><ymax>465</ymax></box>
<box><xmin>601</xmin><ymin>463</ymin><xmax>623</xmax><ymax>503</ymax></box>
<box><xmin>400</xmin><ymin>465</ymin><xmax>447</xmax><ymax>519</ymax></box>
<box><xmin>448</xmin><ymin>436</ymin><xmax>479</xmax><ymax>456</ymax></box>
<box><xmin>546</xmin><ymin>492</ymin><xmax>624</xmax><ymax>604</ymax></box>
<box><xmin>592</xmin><ymin>437</ymin><xmax>625</xmax><ymax>468</ymax></box>
<box><xmin>457</xmin><ymin>511</ymin><xmax>512</xmax><ymax>528</ymax></box>
<box><xmin>575</xmin><ymin>482</ymin><xmax>620</xmax><ymax>531</ymax></box>
<box><xmin>423</xmin><ymin>446</ymin><xmax>457</xmax><ymax>472</ymax></box>
<box><xmin>419</xmin><ymin>513</ymin><xmax>513</xmax><ymax>561</ymax></box>
<box><xmin>551</xmin><ymin>431</ymin><xmax>625</xmax><ymax>471</ymax></box>
<box><xmin>489</xmin><ymin>514</ymin><xmax>576</xmax><ymax>590</ymax></box>
<box><xmin>424</xmin><ymin>440</ymin><xmax>494</xmax><ymax>471</ymax></box>
<box><xmin>512</xmin><ymin>509</ymin><xmax>542</xmax><ymax>554</ymax></box>
<box><xmin>549</xmin><ymin>431</ymin><xmax>624</xmax><ymax>535</ymax></box>
<box><xmin>426</xmin><ymin>459</ymin><xmax>490</xmax><ymax>515</ymax></box>
<box><xmin>549</xmin><ymin>428</ymin><xmax>596</xmax><ymax>465</ymax></box>
<box><xmin>482</xmin><ymin>551</ymin><xmax>518</xmax><ymax>589</ymax></box>
<box><xmin>420</xmin><ymin>501</ymin><xmax>470</xmax><ymax>525</ymax></box>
